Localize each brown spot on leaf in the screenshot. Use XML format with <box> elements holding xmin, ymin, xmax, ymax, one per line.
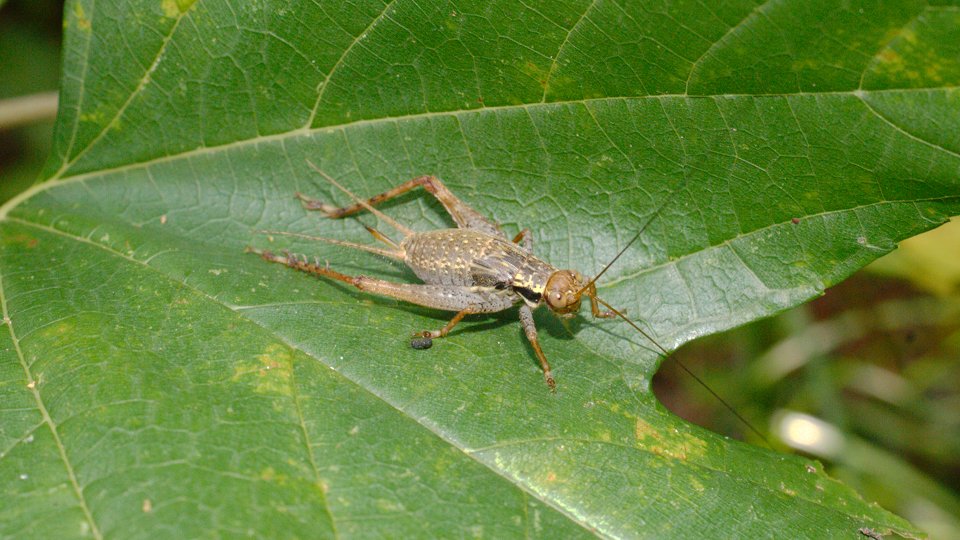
<box><xmin>5</xmin><ymin>233</ymin><xmax>39</xmax><ymax>248</ymax></box>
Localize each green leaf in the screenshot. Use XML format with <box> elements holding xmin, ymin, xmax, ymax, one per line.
<box><xmin>3</xmin><ymin>0</ymin><xmax>958</xmax><ymax>537</ymax></box>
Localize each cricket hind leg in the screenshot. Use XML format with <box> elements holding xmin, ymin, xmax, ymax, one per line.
<box><xmin>301</xmin><ymin>163</ymin><xmax>416</xmax><ymax>239</ymax></box>
<box><xmin>245</xmin><ymin>247</ymin><xmax>364</xmax><ymax>284</ymax></box>
<box><xmin>248</xmin><ymin>248</ymin><xmax>557</xmax><ymax>389</ymax></box>
<box><xmin>299</xmin><ymin>174</ymin><xmax>504</xmax><ymax>238</ymax></box>
<box><xmin>519</xmin><ymin>304</ymin><xmax>556</xmax><ymax>391</ymax></box>
<box><xmin>248</xmin><ymin>247</ymin><xmax>512</xmax><ymax>327</ymax></box>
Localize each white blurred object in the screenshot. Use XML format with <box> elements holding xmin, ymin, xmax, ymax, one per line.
<box><xmin>771</xmin><ymin>410</ymin><xmax>845</xmax><ymax>458</ymax></box>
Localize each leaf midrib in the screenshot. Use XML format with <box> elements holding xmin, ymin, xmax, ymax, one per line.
<box><xmin>25</xmin><ymin>85</ymin><xmax>955</xmax><ymax>192</ymax></box>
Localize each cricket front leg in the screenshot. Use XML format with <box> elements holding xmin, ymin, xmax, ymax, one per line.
<box><xmin>519</xmin><ymin>304</ymin><xmax>556</xmax><ymax>391</ymax></box>
<box><xmin>589</xmin><ymin>296</ymin><xmax>617</xmax><ymax>319</ymax></box>
<box><xmin>584</xmin><ymin>283</ymin><xmax>616</xmax><ymax>319</ymax></box>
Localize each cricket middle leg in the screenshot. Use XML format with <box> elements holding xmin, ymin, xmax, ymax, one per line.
<box><xmin>519</xmin><ymin>304</ymin><xmax>556</xmax><ymax>391</ymax></box>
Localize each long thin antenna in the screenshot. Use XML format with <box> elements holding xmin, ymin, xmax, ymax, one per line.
<box><xmin>576</xmin><ymin>178</ymin><xmax>768</xmax><ymax>446</ymax></box>
<box><xmin>253</xmin><ymin>229</ymin><xmax>403</xmax><ymax>260</ymax></box>
<box><xmin>594</xmin><ymin>297</ymin><xmax>772</xmax><ymax>448</ymax></box>
<box><xmin>578</xmin><ymin>181</ymin><xmax>685</xmax><ymax>296</ymax></box>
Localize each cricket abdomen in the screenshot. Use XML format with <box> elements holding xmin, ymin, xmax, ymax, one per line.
<box><xmin>401</xmin><ymin>229</ymin><xmax>556</xmax><ymax>298</ymax></box>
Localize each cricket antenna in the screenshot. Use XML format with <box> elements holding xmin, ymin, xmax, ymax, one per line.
<box><xmin>577</xmin><ymin>181</ymin><xmax>683</xmax><ymax>297</ymax></box>
<box><xmin>594</xmin><ymin>297</ymin><xmax>772</xmax><ymax>448</ymax></box>
<box><xmin>574</xmin><ymin>180</ymin><xmax>771</xmax><ymax>446</ymax></box>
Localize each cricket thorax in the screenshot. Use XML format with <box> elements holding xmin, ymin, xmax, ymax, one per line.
<box><xmin>401</xmin><ymin>229</ymin><xmax>556</xmax><ymax>306</ymax></box>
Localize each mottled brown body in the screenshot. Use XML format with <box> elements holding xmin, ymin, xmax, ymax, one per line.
<box><xmin>403</xmin><ymin>229</ymin><xmax>554</xmax><ymax>300</ymax></box>
<box><xmin>248</xmin><ymin>166</ymin><xmax>615</xmax><ymax>390</ymax></box>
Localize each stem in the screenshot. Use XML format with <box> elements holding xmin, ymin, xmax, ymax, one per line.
<box><xmin>0</xmin><ymin>91</ymin><xmax>58</xmax><ymax>129</ymax></box>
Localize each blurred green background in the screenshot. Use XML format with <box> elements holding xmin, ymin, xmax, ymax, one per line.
<box><xmin>0</xmin><ymin>0</ymin><xmax>60</xmax><ymax>201</ymax></box>
<box><xmin>2</xmin><ymin>1</ymin><xmax>957</xmax><ymax>537</ymax></box>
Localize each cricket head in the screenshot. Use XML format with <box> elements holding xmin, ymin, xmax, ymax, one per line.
<box><xmin>544</xmin><ymin>270</ymin><xmax>586</xmax><ymax>318</ymax></box>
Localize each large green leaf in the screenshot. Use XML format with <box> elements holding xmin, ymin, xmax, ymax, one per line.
<box><xmin>3</xmin><ymin>0</ymin><xmax>959</xmax><ymax>537</ymax></box>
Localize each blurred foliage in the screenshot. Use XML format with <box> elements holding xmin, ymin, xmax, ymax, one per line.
<box><xmin>871</xmin><ymin>218</ymin><xmax>960</xmax><ymax>296</ymax></box>
<box><xmin>656</xmin><ymin>218</ymin><xmax>960</xmax><ymax>539</ymax></box>
<box><xmin>0</xmin><ymin>0</ymin><xmax>62</xmax><ymax>201</ymax></box>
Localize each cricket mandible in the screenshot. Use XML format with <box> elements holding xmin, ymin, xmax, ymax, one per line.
<box><xmin>247</xmin><ymin>161</ymin><xmax>669</xmax><ymax>391</ymax></box>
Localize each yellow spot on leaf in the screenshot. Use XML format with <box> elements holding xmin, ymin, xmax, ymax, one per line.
<box><xmin>73</xmin><ymin>3</ymin><xmax>91</xmax><ymax>31</ymax></box>
<box><xmin>634</xmin><ymin>418</ymin><xmax>707</xmax><ymax>461</ymax></box>
<box><xmin>924</xmin><ymin>64</ymin><xmax>945</xmax><ymax>83</ymax></box>
<box><xmin>790</xmin><ymin>58</ymin><xmax>820</xmax><ymax>72</ymax></box>
<box><xmin>260</xmin><ymin>467</ymin><xmax>290</xmax><ymax>486</ymax></box>
<box><xmin>376</xmin><ymin>499</ymin><xmax>404</xmax><ymax>512</ymax></box>
<box><xmin>231</xmin><ymin>343</ymin><xmax>293</xmax><ymax>396</ymax></box>
<box><xmin>520</xmin><ymin>60</ymin><xmax>551</xmax><ymax>88</ymax></box>
<box><xmin>162</xmin><ymin>0</ymin><xmax>197</xmax><ymax>18</ymax></box>
<box><xmin>41</xmin><ymin>321</ymin><xmax>74</xmax><ymax>337</ymax></box>
<box><xmin>79</xmin><ymin>111</ymin><xmax>104</xmax><ymax>124</ymax></box>
<box><xmin>635</xmin><ymin>418</ymin><xmax>660</xmax><ymax>441</ymax></box>
<box><xmin>876</xmin><ymin>49</ymin><xmax>904</xmax><ymax>70</ymax></box>
<box><xmin>690</xmin><ymin>477</ymin><xmax>705</xmax><ymax>493</ymax></box>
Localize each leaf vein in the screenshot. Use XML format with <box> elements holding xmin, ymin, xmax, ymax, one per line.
<box><xmin>685</xmin><ymin>0</ymin><xmax>774</xmax><ymax>94</ymax></box>
<box><xmin>307</xmin><ymin>0</ymin><xmax>399</xmax><ymax>127</ymax></box>
<box><xmin>855</xmin><ymin>93</ymin><xmax>960</xmax><ymax>160</ymax></box>
<box><xmin>540</xmin><ymin>0</ymin><xmax>598</xmax><ymax>103</ymax></box>
<box><xmin>599</xmin><ymin>195</ymin><xmax>960</xmax><ymax>291</ymax></box>
<box><xmin>0</xmin><ymin>256</ymin><xmax>103</xmax><ymax>539</ymax></box>
<box><xmin>55</xmin><ymin>1</ymin><xmax>197</xmax><ymax>179</ymax></box>
<box><xmin>3</xmin><ymin>88</ymin><xmax>957</xmax><ymax>222</ymax></box>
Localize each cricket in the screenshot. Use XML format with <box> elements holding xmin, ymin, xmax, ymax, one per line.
<box><xmin>247</xmin><ymin>159</ymin><xmax>679</xmax><ymax>386</ymax></box>
<box><xmin>246</xmin><ymin>162</ymin><xmax>768</xmax><ymax>441</ymax></box>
